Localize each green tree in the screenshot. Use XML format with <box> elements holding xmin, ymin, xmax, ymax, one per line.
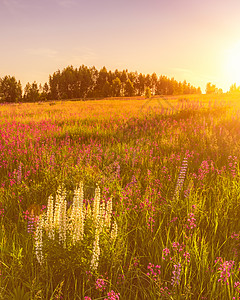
<box><xmin>47</xmin><ymin>65</ymin><xmax>203</xmax><ymax>99</ymax></box>
<box><xmin>24</xmin><ymin>82</ymin><xmax>40</xmax><ymax>102</ymax></box>
<box><xmin>145</xmin><ymin>87</ymin><xmax>151</xmax><ymax>98</ymax></box>
<box><xmin>157</xmin><ymin>75</ymin><xmax>168</xmax><ymax>94</ymax></box>
<box><xmin>102</xmin><ymin>81</ymin><xmax>112</xmax><ymax>97</ymax></box>
<box><xmin>197</xmin><ymin>87</ymin><xmax>202</xmax><ymax>94</ymax></box>
<box><xmin>229</xmin><ymin>83</ymin><xmax>240</xmax><ymax>93</ymax></box>
<box><xmin>151</xmin><ymin>73</ymin><xmax>158</xmax><ymax>95</ymax></box>
<box><xmin>136</xmin><ymin>73</ymin><xmax>145</xmax><ymax>96</ymax></box>
<box><xmin>0</xmin><ymin>75</ymin><xmax>22</xmax><ymax>102</ymax></box>
<box><xmin>49</xmin><ymin>70</ymin><xmax>61</xmax><ymax>100</ymax></box>
<box><xmin>39</xmin><ymin>82</ymin><xmax>50</xmax><ymax>101</ymax></box>
<box><xmin>206</xmin><ymin>82</ymin><xmax>216</xmax><ymax>94</ymax></box>
<box><xmin>177</xmin><ymin>82</ymin><xmax>183</xmax><ymax>95</ymax></box>
<box><xmin>112</xmin><ymin>77</ymin><xmax>121</xmax><ymax>97</ymax></box>
<box><xmin>124</xmin><ymin>79</ymin><xmax>135</xmax><ymax>97</ymax></box>
<box><xmin>145</xmin><ymin>74</ymin><xmax>152</xmax><ymax>94</ymax></box>
<box><xmin>61</xmin><ymin>65</ymin><xmax>76</xmax><ymax>99</ymax></box>
<box><xmin>120</xmin><ymin>69</ymin><xmax>128</xmax><ymax>95</ymax></box>
<box><xmin>94</xmin><ymin>66</ymin><xmax>108</xmax><ymax>97</ymax></box>
<box><xmin>78</xmin><ymin>65</ymin><xmax>95</xmax><ymax>99</ymax></box>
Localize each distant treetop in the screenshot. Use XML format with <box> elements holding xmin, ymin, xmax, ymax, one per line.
<box><xmin>0</xmin><ymin>65</ymin><xmax>202</xmax><ymax>103</ymax></box>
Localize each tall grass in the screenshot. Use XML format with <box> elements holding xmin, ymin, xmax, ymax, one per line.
<box><xmin>0</xmin><ymin>95</ymin><xmax>240</xmax><ymax>299</ymax></box>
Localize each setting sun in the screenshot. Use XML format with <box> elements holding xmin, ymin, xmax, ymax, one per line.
<box><xmin>224</xmin><ymin>42</ymin><xmax>240</xmax><ymax>86</ymax></box>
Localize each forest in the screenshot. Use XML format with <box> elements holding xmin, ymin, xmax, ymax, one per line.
<box><xmin>0</xmin><ymin>65</ymin><xmax>202</xmax><ymax>103</ymax></box>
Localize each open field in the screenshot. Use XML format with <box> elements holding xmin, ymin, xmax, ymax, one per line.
<box><xmin>1</xmin><ymin>94</ymin><xmax>240</xmax><ymax>299</ymax></box>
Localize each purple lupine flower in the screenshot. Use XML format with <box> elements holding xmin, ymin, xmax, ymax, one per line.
<box><xmin>171</xmin><ymin>263</ymin><xmax>181</xmax><ymax>286</ymax></box>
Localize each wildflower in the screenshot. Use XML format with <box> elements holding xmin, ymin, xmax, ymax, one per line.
<box><xmin>90</xmin><ymin>232</ymin><xmax>100</xmax><ymax>271</ymax></box>
<box><xmin>116</xmin><ymin>273</ymin><xmax>125</xmax><ymax>284</ymax></box>
<box><xmin>159</xmin><ymin>286</ymin><xmax>171</xmax><ymax>297</ymax></box>
<box><xmin>171</xmin><ymin>263</ymin><xmax>181</xmax><ymax>286</ymax></box>
<box><xmin>17</xmin><ymin>163</ymin><xmax>22</xmax><ymax>184</ymax></box>
<box><xmin>95</xmin><ymin>278</ymin><xmax>107</xmax><ymax>291</ymax></box>
<box><xmin>116</xmin><ymin>163</ymin><xmax>120</xmax><ymax>179</ymax></box>
<box><xmin>162</xmin><ymin>248</ymin><xmax>170</xmax><ymax>260</ymax></box>
<box><xmin>187</xmin><ymin>213</ymin><xmax>196</xmax><ymax>230</ymax></box>
<box><xmin>99</xmin><ymin>200</ymin><xmax>106</xmax><ymax>230</ymax></box>
<box><xmin>185</xmin><ymin>210</ymin><xmax>197</xmax><ymax>239</ymax></box>
<box><xmin>167</xmin><ymin>216</ymin><xmax>178</xmax><ymax>226</ymax></box>
<box><xmin>53</xmin><ymin>188</ymin><xmax>61</xmax><ymax>229</ymax></box>
<box><xmin>192</xmin><ymin>204</ymin><xmax>196</xmax><ymax>211</ymax></box>
<box><xmin>23</xmin><ymin>208</ymin><xmax>39</xmax><ymax>235</ymax></box>
<box><xmin>132</xmin><ymin>257</ymin><xmax>139</xmax><ymax>267</ymax></box>
<box><xmin>234</xmin><ymin>281</ymin><xmax>240</xmax><ymax>295</ymax></box>
<box><xmin>23</xmin><ymin>210</ymin><xmax>30</xmax><ymax>220</ymax></box>
<box><xmin>104</xmin><ymin>290</ymin><xmax>120</xmax><ymax>300</ymax></box>
<box><xmin>27</xmin><ymin>212</ymin><xmax>35</xmax><ymax>234</ymax></box>
<box><xmin>173</xmin><ymin>157</ymin><xmax>188</xmax><ymax>199</ymax></box>
<box><xmin>146</xmin><ymin>263</ymin><xmax>161</xmax><ymax>281</ymax></box>
<box><xmin>33</xmin><ymin>182</ymin><xmax>118</xmax><ymax>270</ymax></box>
<box><xmin>93</xmin><ymin>184</ymin><xmax>101</xmax><ymax>227</ymax></box>
<box><xmin>71</xmin><ymin>182</ymin><xmax>85</xmax><ymax>244</ymax></box>
<box><xmin>59</xmin><ymin>193</ymin><xmax>67</xmax><ymax>247</ymax></box>
<box><xmin>217</xmin><ymin>260</ymin><xmax>235</xmax><ymax>285</ymax></box>
<box><xmin>35</xmin><ymin>215</ymin><xmax>44</xmax><ymax>265</ymax></box>
<box><xmin>183</xmin><ymin>251</ymin><xmax>190</xmax><ymax>263</ymax></box>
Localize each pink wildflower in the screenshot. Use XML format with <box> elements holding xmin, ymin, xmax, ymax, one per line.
<box><xmin>104</xmin><ymin>290</ymin><xmax>120</xmax><ymax>300</ymax></box>
<box><xmin>95</xmin><ymin>278</ymin><xmax>107</xmax><ymax>291</ymax></box>
<box><xmin>162</xmin><ymin>248</ymin><xmax>170</xmax><ymax>260</ymax></box>
<box><xmin>217</xmin><ymin>260</ymin><xmax>235</xmax><ymax>285</ymax></box>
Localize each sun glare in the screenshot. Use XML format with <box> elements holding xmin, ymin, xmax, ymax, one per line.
<box><xmin>224</xmin><ymin>42</ymin><xmax>240</xmax><ymax>87</ymax></box>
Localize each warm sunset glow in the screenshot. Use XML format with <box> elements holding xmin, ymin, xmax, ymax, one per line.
<box><xmin>1</xmin><ymin>0</ymin><xmax>240</xmax><ymax>93</ymax></box>
<box><xmin>224</xmin><ymin>42</ymin><xmax>240</xmax><ymax>87</ymax></box>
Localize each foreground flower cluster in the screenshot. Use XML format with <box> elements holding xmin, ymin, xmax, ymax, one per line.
<box><xmin>35</xmin><ymin>182</ymin><xmax>117</xmax><ymax>271</ymax></box>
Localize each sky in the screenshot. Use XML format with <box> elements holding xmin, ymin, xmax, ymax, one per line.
<box><xmin>1</xmin><ymin>0</ymin><xmax>240</xmax><ymax>93</ymax></box>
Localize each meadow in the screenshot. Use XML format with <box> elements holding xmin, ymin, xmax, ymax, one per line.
<box><xmin>0</xmin><ymin>94</ymin><xmax>240</xmax><ymax>299</ymax></box>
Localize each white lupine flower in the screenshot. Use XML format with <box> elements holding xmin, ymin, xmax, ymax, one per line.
<box><xmin>99</xmin><ymin>201</ymin><xmax>105</xmax><ymax>232</ymax></box>
<box><xmin>59</xmin><ymin>195</ymin><xmax>67</xmax><ymax>247</ymax></box>
<box><xmin>93</xmin><ymin>185</ymin><xmax>101</xmax><ymax>227</ymax></box>
<box><xmin>71</xmin><ymin>182</ymin><xmax>83</xmax><ymax>221</ymax></box>
<box><xmin>53</xmin><ymin>189</ymin><xmax>60</xmax><ymax>229</ymax></box>
<box><xmin>35</xmin><ymin>214</ymin><xmax>45</xmax><ymax>265</ymax></box>
<box><xmin>34</xmin><ymin>182</ymin><xmax>117</xmax><ymax>271</ymax></box>
<box><xmin>90</xmin><ymin>231</ymin><xmax>100</xmax><ymax>271</ymax></box>
<box><xmin>72</xmin><ymin>182</ymin><xmax>85</xmax><ymax>244</ymax></box>
<box><xmin>72</xmin><ymin>209</ymin><xmax>84</xmax><ymax>244</ymax></box>
<box><xmin>54</xmin><ymin>186</ymin><xmax>66</xmax><ymax>229</ymax></box>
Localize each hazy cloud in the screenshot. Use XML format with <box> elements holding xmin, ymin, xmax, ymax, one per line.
<box><xmin>54</xmin><ymin>0</ymin><xmax>77</xmax><ymax>8</ymax></box>
<box><xmin>2</xmin><ymin>0</ymin><xmax>24</xmax><ymax>13</ymax></box>
<box><xmin>55</xmin><ymin>47</ymin><xmax>98</xmax><ymax>66</ymax></box>
<box><xmin>25</xmin><ymin>48</ymin><xmax>58</xmax><ymax>58</ymax></box>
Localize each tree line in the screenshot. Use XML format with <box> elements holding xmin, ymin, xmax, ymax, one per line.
<box><xmin>0</xmin><ymin>65</ymin><xmax>202</xmax><ymax>103</ymax></box>
<box><xmin>205</xmin><ymin>82</ymin><xmax>223</xmax><ymax>94</ymax></box>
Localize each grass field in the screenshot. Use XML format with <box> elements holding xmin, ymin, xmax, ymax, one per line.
<box><xmin>1</xmin><ymin>94</ymin><xmax>240</xmax><ymax>299</ymax></box>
